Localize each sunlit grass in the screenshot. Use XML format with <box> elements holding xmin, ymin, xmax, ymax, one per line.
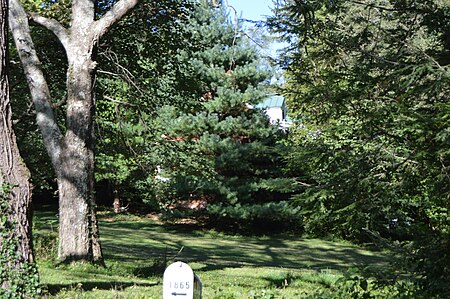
<box><xmin>34</xmin><ymin>207</ymin><xmax>389</xmax><ymax>298</ymax></box>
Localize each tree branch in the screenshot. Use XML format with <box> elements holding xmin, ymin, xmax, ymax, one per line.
<box><xmin>92</xmin><ymin>0</ymin><xmax>139</xmax><ymax>39</ymax></box>
<box><xmin>28</xmin><ymin>13</ymin><xmax>70</xmax><ymax>51</ymax></box>
<box><xmin>9</xmin><ymin>0</ymin><xmax>63</xmax><ymax>172</ymax></box>
<box><xmin>349</xmin><ymin>0</ymin><xmax>415</xmax><ymax>12</ymax></box>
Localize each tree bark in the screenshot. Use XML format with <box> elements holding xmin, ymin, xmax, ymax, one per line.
<box><xmin>57</xmin><ymin>8</ymin><xmax>100</xmax><ymax>261</ymax></box>
<box><xmin>9</xmin><ymin>0</ymin><xmax>138</xmax><ymax>263</ymax></box>
<box><xmin>0</xmin><ymin>0</ymin><xmax>35</xmax><ymax>291</ymax></box>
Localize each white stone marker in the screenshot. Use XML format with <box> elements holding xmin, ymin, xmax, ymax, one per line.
<box><xmin>163</xmin><ymin>261</ymin><xmax>202</xmax><ymax>299</ymax></box>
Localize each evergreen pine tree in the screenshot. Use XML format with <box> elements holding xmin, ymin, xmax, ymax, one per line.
<box><xmin>151</xmin><ymin>1</ymin><xmax>300</xmax><ymax>229</ymax></box>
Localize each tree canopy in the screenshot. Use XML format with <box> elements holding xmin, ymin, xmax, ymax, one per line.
<box><xmin>269</xmin><ymin>0</ymin><xmax>449</xmax><ymax>296</ymax></box>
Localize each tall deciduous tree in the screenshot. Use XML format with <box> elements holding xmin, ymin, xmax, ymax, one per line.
<box><xmin>8</xmin><ymin>0</ymin><xmax>138</xmax><ymax>262</ymax></box>
<box><xmin>94</xmin><ymin>0</ymin><xmax>195</xmax><ymax>211</ymax></box>
<box><xmin>0</xmin><ymin>0</ymin><xmax>38</xmax><ymax>295</ymax></box>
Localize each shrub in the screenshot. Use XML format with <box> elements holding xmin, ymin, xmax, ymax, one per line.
<box><xmin>207</xmin><ymin>201</ymin><xmax>303</xmax><ymax>231</ymax></box>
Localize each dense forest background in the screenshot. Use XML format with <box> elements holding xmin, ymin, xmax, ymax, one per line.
<box><xmin>1</xmin><ymin>0</ymin><xmax>449</xmax><ymax>297</ymax></box>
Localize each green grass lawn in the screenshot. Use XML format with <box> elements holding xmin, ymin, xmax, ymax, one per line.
<box><xmin>34</xmin><ymin>207</ymin><xmax>389</xmax><ymax>298</ymax></box>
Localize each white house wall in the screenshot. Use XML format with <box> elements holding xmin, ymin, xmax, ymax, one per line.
<box><xmin>265</xmin><ymin>107</ymin><xmax>284</xmax><ymax>124</ymax></box>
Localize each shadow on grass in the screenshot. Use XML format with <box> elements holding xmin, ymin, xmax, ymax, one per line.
<box><xmin>99</xmin><ymin>220</ymin><xmax>390</xmax><ymax>275</ymax></box>
<box><xmin>45</xmin><ymin>281</ymin><xmax>159</xmax><ymax>295</ymax></box>
<box><xmin>132</xmin><ymin>260</ymin><xmax>167</xmax><ymax>277</ymax></box>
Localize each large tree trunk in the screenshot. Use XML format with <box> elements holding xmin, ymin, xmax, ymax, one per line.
<box><xmin>0</xmin><ymin>0</ymin><xmax>35</xmax><ymax>291</ymax></box>
<box><xmin>8</xmin><ymin>0</ymin><xmax>138</xmax><ymax>263</ymax></box>
<box><xmin>57</xmin><ymin>17</ymin><xmax>102</xmax><ymax>261</ymax></box>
